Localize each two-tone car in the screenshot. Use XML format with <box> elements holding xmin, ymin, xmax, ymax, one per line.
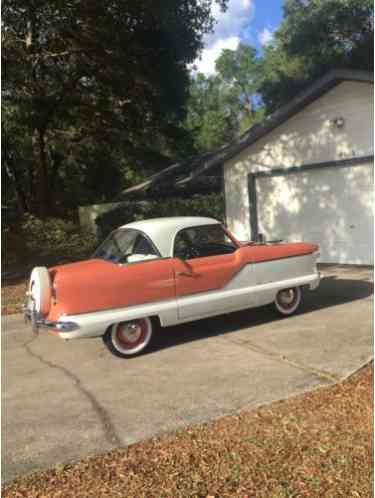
<box><xmin>24</xmin><ymin>217</ymin><xmax>320</xmax><ymax>358</ymax></box>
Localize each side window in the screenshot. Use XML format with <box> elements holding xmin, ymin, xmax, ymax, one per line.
<box><xmin>174</xmin><ymin>225</ymin><xmax>237</xmax><ymax>260</ymax></box>
<box><xmin>133</xmin><ymin>234</ymin><xmax>158</xmax><ymax>256</ymax></box>
<box><xmin>174</xmin><ymin>230</ymin><xmax>194</xmax><ymax>259</ymax></box>
<box><xmin>93</xmin><ymin>228</ymin><xmax>160</xmax><ymax>264</ymax></box>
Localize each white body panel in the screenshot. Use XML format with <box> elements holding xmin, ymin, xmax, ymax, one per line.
<box><xmin>58</xmin><ymin>253</ymin><xmax>320</xmax><ymax>340</ymax></box>
<box><xmin>224</xmin><ymin>81</ymin><xmax>374</xmax><ymax>264</ymax></box>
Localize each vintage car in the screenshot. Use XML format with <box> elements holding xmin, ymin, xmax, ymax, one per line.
<box><xmin>24</xmin><ymin>217</ymin><xmax>320</xmax><ymax>358</ymax></box>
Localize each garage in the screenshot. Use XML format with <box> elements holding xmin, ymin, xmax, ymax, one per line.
<box><xmin>251</xmin><ymin>157</ymin><xmax>373</xmax><ymax>264</ymax></box>
<box><xmin>222</xmin><ymin>69</ymin><xmax>374</xmax><ymax>265</ymax></box>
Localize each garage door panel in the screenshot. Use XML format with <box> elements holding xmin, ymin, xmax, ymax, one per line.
<box><xmin>255</xmin><ymin>163</ymin><xmax>373</xmax><ymax>264</ymax></box>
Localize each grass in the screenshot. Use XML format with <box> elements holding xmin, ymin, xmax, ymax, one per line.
<box><xmin>3</xmin><ymin>363</ymin><xmax>373</xmax><ymax>498</ymax></box>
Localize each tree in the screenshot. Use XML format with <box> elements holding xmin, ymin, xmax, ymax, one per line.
<box><xmin>215</xmin><ymin>43</ymin><xmax>264</xmax><ymax>121</ymax></box>
<box><xmin>260</xmin><ymin>0</ymin><xmax>374</xmax><ymax>111</ymax></box>
<box><xmin>185</xmin><ymin>43</ymin><xmax>265</xmax><ymax>152</ymax></box>
<box><xmin>3</xmin><ymin>0</ymin><xmax>227</xmax><ymax>216</ymax></box>
<box><xmin>184</xmin><ymin>73</ymin><xmax>240</xmax><ymax>152</ymax></box>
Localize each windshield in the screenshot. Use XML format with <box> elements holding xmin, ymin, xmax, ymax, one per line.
<box><xmin>93</xmin><ymin>229</ymin><xmax>159</xmax><ymax>264</ymax></box>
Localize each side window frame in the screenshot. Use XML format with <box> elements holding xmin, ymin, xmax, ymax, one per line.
<box><xmin>173</xmin><ymin>224</ymin><xmax>239</xmax><ymax>260</ymax></box>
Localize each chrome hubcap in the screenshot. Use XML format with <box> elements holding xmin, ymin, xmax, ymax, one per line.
<box><xmin>119</xmin><ymin>323</ymin><xmax>142</xmax><ymax>344</ymax></box>
<box><xmin>279</xmin><ymin>289</ymin><xmax>295</xmax><ymax>305</ymax></box>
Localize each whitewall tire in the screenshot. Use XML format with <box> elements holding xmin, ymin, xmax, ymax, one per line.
<box><xmin>29</xmin><ymin>267</ymin><xmax>52</xmax><ymax>316</ymax></box>
<box><xmin>103</xmin><ymin>318</ymin><xmax>154</xmax><ymax>358</ymax></box>
<box><xmin>274</xmin><ymin>287</ymin><xmax>302</xmax><ymax>316</ymax></box>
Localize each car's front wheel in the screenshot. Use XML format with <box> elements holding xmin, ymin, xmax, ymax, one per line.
<box><xmin>103</xmin><ymin>318</ymin><xmax>154</xmax><ymax>358</ymax></box>
<box><xmin>274</xmin><ymin>287</ymin><xmax>302</xmax><ymax>316</ymax></box>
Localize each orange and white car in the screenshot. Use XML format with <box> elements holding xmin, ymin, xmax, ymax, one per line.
<box><xmin>24</xmin><ymin>217</ymin><xmax>320</xmax><ymax>358</ymax></box>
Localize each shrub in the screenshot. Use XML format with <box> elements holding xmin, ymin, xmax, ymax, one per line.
<box><xmin>96</xmin><ymin>193</ymin><xmax>225</xmax><ymax>239</ymax></box>
<box><xmin>2</xmin><ymin>214</ymin><xmax>98</xmax><ymax>273</ymax></box>
<box><xmin>20</xmin><ymin>214</ymin><xmax>97</xmax><ymax>258</ymax></box>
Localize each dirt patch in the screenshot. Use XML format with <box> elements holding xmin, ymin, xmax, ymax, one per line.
<box><xmin>2</xmin><ymin>280</ymin><xmax>27</xmax><ymax>315</ymax></box>
<box><xmin>3</xmin><ymin>363</ymin><xmax>373</xmax><ymax>498</ymax></box>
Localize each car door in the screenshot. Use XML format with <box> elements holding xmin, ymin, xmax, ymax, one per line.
<box><xmin>172</xmin><ymin>224</ymin><xmax>253</xmax><ymax>320</ymax></box>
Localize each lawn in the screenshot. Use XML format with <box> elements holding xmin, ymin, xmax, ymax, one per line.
<box><xmin>3</xmin><ymin>363</ymin><xmax>373</xmax><ymax>498</ymax></box>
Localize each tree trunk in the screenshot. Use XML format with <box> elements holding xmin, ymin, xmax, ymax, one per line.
<box><xmin>4</xmin><ymin>159</ymin><xmax>29</xmax><ymax>215</ymax></box>
<box><xmin>33</xmin><ymin>128</ymin><xmax>51</xmax><ymax>218</ymax></box>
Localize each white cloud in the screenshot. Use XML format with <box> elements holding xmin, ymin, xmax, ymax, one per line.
<box><xmin>194</xmin><ymin>36</ymin><xmax>240</xmax><ymax>76</ymax></box>
<box><xmin>258</xmin><ymin>27</ymin><xmax>274</xmax><ymax>46</ymax></box>
<box><xmin>193</xmin><ymin>0</ymin><xmax>255</xmax><ymax>76</ymax></box>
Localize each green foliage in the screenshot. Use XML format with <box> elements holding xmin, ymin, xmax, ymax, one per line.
<box><xmin>3</xmin><ymin>0</ymin><xmax>227</xmax><ymax>215</ymax></box>
<box><xmin>184</xmin><ymin>43</ymin><xmax>266</xmax><ymax>153</ymax></box>
<box><xmin>184</xmin><ymin>74</ymin><xmax>239</xmax><ymax>152</ymax></box>
<box><xmin>215</xmin><ymin>43</ymin><xmax>264</xmax><ymax>117</ymax></box>
<box><xmin>20</xmin><ymin>215</ymin><xmax>96</xmax><ymax>256</ymax></box>
<box><xmin>260</xmin><ymin>0</ymin><xmax>374</xmax><ymax>111</ymax></box>
<box><xmin>3</xmin><ymin>215</ymin><xmax>97</xmax><ymax>271</ymax></box>
<box><xmin>96</xmin><ymin>193</ymin><xmax>225</xmax><ymax>239</ymax></box>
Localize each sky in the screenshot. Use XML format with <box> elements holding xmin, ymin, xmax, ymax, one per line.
<box><xmin>194</xmin><ymin>0</ymin><xmax>284</xmax><ymax>75</ymax></box>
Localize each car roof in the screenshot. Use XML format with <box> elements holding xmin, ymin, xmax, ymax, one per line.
<box><xmin>120</xmin><ymin>216</ymin><xmax>220</xmax><ymax>257</ymax></box>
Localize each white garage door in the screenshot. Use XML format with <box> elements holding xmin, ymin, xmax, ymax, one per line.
<box><xmin>255</xmin><ymin>161</ymin><xmax>374</xmax><ymax>264</ymax></box>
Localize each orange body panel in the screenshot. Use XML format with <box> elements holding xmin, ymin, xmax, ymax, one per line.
<box><xmin>47</xmin><ymin>241</ymin><xmax>318</xmax><ymax>321</ymax></box>
<box><xmin>172</xmin><ymin>251</ymin><xmax>244</xmax><ymax>296</ymax></box>
<box><xmin>47</xmin><ymin>259</ymin><xmax>175</xmax><ymax>321</ymax></box>
<box><xmin>241</xmin><ymin>242</ymin><xmax>319</xmax><ymax>263</ymax></box>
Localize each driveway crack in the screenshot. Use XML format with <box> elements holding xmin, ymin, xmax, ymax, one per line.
<box><xmin>220</xmin><ymin>337</ymin><xmax>340</xmax><ymax>383</ymax></box>
<box><xmin>23</xmin><ymin>337</ymin><xmax>122</xmax><ymax>447</ymax></box>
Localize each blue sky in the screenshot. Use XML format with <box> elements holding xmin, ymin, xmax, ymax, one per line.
<box><xmin>194</xmin><ymin>0</ymin><xmax>284</xmax><ymax>75</ymax></box>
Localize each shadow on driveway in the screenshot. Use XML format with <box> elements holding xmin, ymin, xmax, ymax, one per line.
<box><xmin>149</xmin><ymin>273</ymin><xmax>373</xmax><ymax>355</ymax></box>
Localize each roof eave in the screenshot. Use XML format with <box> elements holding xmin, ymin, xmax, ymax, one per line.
<box><xmin>187</xmin><ymin>69</ymin><xmax>373</xmax><ymax>180</ymax></box>
<box><xmin>118</xmin><ymin>69</ymin><xmax>373</xmax><ymax>195</ymax></box>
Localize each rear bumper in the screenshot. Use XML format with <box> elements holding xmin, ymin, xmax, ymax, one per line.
<box><xmin>24</xmin><ymin>307</ymin><xmax>79</xmax><ymax>335</ymax></box>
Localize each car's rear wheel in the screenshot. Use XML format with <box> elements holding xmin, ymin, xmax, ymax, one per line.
<box><xmin>274</xmin><ymin>287</ymin><xmax>302</xmax><ymax>316</ymax></box>
<box><xmin>103</xmin><ymin>318</ymin><xmax>154</xmax><ymax>358</ymax></box>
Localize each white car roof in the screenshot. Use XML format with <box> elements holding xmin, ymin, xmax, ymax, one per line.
<box><xmin>120</xmin><ymin>216</ymin><xmax>220</xmax><ymax>257</ymax></box>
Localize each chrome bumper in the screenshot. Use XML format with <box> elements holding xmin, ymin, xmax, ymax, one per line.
<box><xmin>23</xmin><ymin>307</ymin><xmax>79</xmax><ymax>334</ymax></box>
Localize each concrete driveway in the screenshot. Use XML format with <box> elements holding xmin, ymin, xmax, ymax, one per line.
<box><xmin>2</xmin><ymin>265</ymin><xmax>373</xmax><ymax>482</ymax></box>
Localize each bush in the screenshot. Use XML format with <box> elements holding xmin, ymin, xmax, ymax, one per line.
<box><xmin>96</xmin><ymin>193</ymin><xmax>225</xmax><ymax>239</ymax></box>
<box><xmin>2</xmin><ymin>214</ymin><xmax>98</xmax><ymax>273</ymax></box>
<box><xmin>20</xmin><ymin>214</ymin><xmax>97</xmax><ymax>258</ymax></box>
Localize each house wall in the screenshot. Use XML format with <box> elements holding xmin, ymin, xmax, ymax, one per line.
<box><xmin>224</xmin><ymin>81</ymin><xmax>374</xmax><ymax>240</ymax></box>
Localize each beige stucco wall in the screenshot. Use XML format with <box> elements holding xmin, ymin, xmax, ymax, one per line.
<box><xmin>224</xmin><ymin>81</ymin><xmax>374</xmax><ymax>241</ymax></box>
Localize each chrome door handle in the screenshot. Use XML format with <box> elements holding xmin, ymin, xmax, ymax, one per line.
<box><xmin>176</xmin><ymin>271</ymin><xmax>194</xmax><ymax>277</ymax></box>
